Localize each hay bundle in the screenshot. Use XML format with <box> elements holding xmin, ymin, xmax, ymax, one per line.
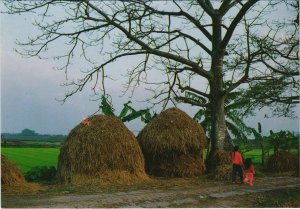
<box><xmin>57</xmin><ymin>115</ymin><xmax>148</xmax><ymax>184</ymax></box>
<box><xmin>1</xmin><ymin>155</ymin><xmax>41</xmax><ymax>192</ymax></box>
<box><xmin>1</xmin><ymin>155</ymin><xmax>26</xmax><ymax>187</ymax></box>
<box><xmin>137</xmin><ymin>108</ymin><xmax>206</xmax><ymax>177</ymax></box>
<box><xmin>206</xmin><ymin>150</ymin><xmax>232</xmax><ymax>180</ymax></box>
<box><xmin>266</xmin><ymin>151</ymin><xmax>299</xmax><ymax>172</ymax></box>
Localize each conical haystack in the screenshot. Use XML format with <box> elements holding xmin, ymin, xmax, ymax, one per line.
<box><xmin>1</xmin><ymin>155</ymin><xmax>40</xmax><ymax>192</ymax></box>
<box><xmin>266</xmin><ymin>151</ymin><xmax>299</xmax><ymax>173</ymax></box>
<box><xmin>137</xmin><ymin>108</ymin><xmax>206</xmax><ymax>177</ymax></box>
<box><xmin>57</xmin><ymin>115</ymin><xmax>148</xmax><ymax>184</ymax></box>
<box><xmin>1</xmin><ymin>155</ymin><xmax>26</xmax><ymax>187</ymax></box>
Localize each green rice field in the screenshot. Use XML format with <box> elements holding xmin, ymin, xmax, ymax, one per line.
<box><xmin>1</xmin><ymin>147</ymin><xmax>60</xmax><ymax>173</ymax></box>
<box><xmin>243</xmin><ymin>149</ymin><xmax>273</xmax><ymax>164</ymax></box>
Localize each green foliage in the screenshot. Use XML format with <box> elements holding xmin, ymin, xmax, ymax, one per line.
<box><xmin>178</xmin><ymin>91</ymin><xmax>207</xmax><ymax>106</ymax></box>
<box><xmin>118</xmin><ymin>101</ymin><xmax>131</xmax><ymax>119</ymax></box>
<box><xmin>1</xmin><ymin>131</ymin><xmax>66</xmax><ymax>140</ymax></box>
<box><xmin>99</xmin><ymin>95</ymin><xmax>115</xmax><ymax>116</ymax></box>
<box><xmin>267</xmin><ymin>130</ymin><xmax>299</xmax><ymax>152</ymax></box>
<box><xmin>21</xmin><ymin>128</ymin><xmax>38</xmax><ymax>136</ymax></box>
<box><xmin>250</xmin><ymin>126</ymin><xmax>299</xmax><ymax>165</ymax></box>
<box><xmin>99</xmin><ymin>95</ymin><xmax>156</xmax><ymax>123</ymax></box>
<box><xmin>122</xmin><ymin>109</ymin><xmax>151</xmax><ymax>122</ymax></box>
<box><xmin>25</xmin><ymin>166</ymin><xmax>57</xmax><ymax>183</ymax></box>
<box><xmin>191</xmin><ymin>91</ymin><xmax>253</xmax><ymax>144</ymax></box>
<box><xmin>142</xmin><ymin>111</ymin><xmax>156</xmax><ymax>123</ymax></box>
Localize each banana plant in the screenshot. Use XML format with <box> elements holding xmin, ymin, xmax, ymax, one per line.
<box><xmin>99</xmin><ymin>95</ymin><xmax>156</xmax><ymax>123</ymax></box>
<box><xmin>176</xmin><ymin>91</ymin><xmax>254</xmax><ymax>151</ymax></box>
<box><xmin>267</xmin><ymin>130</ymin><xmax>299</xmax><ymax>153</ymax></box>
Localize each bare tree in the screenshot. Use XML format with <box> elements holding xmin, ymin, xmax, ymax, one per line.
<box><xmin>3</xmin><ymin>0</ymin><xmax>298</xmax><ymax>173</ymax></box>
<box><xmin>241</xmin><ymin>0</ymin><xmax>299</xmax><ymax>118</ymax></box>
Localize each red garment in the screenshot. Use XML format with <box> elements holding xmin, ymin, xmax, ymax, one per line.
<box><xmin>244</xmin><ymin>164</ymin><xmax>255</xmax><ymax>186</ymax></box>
<box><xmin>245</xmin><ymin>164</ymin><xmax>255</xmax><ymax>174</ymax></box>
<box><xmin>231</xmin><ymin>151</ymin><xmax>243</xmax><ymax>165</ymax></box>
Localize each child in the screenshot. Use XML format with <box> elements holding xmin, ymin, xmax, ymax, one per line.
<box><xmin>243</xmin><ymin>158</ymin><xmax>255</xmax><ymax>186</ymax></box>
<box><xmin>231</xmin><ymin>146</ymin><xmax>244</xmax><ymax>184</ymax></box>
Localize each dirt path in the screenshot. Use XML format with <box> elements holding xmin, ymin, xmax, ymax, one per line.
<box><xmin>2</xmin><ymin>176</ymin><xmax>299</xmax><ymax>208</ymax></box>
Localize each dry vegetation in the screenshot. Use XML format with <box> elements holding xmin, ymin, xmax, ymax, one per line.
<box><xmin>1</xmin><ymin>155</ymin><xmax>41</xmax><ymax>193</ymax></box>
<box><xmin>137</xmin><ymin>108</ymin><xmax>206</xmax><ymax>177</ymax></box>
<box><xmin>266</xmin><ymin>150</ymin><xmax>299</xmax><ymax>173</ymax></box>
<box><xmin>57</xmin><ymin>115</ymin><xmax>148</xmax><ymax>185</ymax></box>
<box><xmin>206</xmin><ymin>150</ymin><xmax>232</xmax><ymax>180</ymax></box>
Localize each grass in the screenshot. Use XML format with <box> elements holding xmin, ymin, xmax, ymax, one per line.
<box><xmin>1</xmin><ymin>147</ymin><xmax>60</xmax><ymax>173</ymax></box>
<box><xmin>242</xmin><ymin>148</ymin><xmax>298</xmax><ymax>165</ymax></box>
<box><xmin>242</xmin><ymin>149</ymin><xmax>270</xmax><ymax>164</ymax></box>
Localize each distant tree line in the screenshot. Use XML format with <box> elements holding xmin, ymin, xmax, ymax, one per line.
<box><xmin>1</xmin><ymin>129</ymin><xmax>66</xmax><ymax>140</ymax></box>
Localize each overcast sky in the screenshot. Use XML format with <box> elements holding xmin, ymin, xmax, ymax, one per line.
<box><xmin>0</xmin><ymin>2</ymin><xmax>299</xmax><ymax>136</ymax></box>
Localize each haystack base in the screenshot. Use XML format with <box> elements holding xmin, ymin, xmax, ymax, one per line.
<box><xmin>145</xmin><ymin>153</ymin><xmax>205</xmax><ymax>177</ymax></box>
<box><xmin>1</xmin><ymin>155</ymin><xmax>42</xmax><ymax>193</ymax></box>
<box><xmin>266</xmin><ymin>151</ymin><xmax>299</xmax><ymax>172</ymax></box>
<box><xmin>206</xmin><ymin>150</ymin><xmax>232</xmax><ymax>180</ymax></box>
<box><xmin>63</xmin><ymin>170</ymin><xmax>149</xmax><ymax>185</ymax></box>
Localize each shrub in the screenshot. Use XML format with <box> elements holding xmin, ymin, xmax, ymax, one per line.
<box><xmin>25</xmin><ymin>166</ymin><xmax>57</xmax><ymax>183</ymax></box>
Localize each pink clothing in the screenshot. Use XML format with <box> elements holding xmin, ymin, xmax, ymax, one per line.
<box><xmin>244</xmin><ymin>164</ymin><xmax>255</xmax><ymax>186</ymax></box>
<box><xmin>244</xmin><ymin>173</ymin><xmax>254</xmax><ymax>186</ymax></box>
<box><xmin>231</xmin><ymin>151</ymin><xmax>243</xmax><ymax>165</ymax></box>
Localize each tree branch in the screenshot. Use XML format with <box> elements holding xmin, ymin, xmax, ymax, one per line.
<box><xmin>221</xmin><ymin>0</ymin><xmax>259</xmax><ymax>49</ymax></box>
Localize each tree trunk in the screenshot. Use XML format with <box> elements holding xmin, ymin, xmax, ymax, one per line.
<box><xmin>210</xmin><ymin>94</ymin><xmax>226</xmax><ymax>152</ymax></box>
<box><xmin>205</xmin><ymin>94</ymin><xmax>227</xmax><ymax>172</ymax></box>
<box><xmin>258</xmin><ymin>137</ymin><xmax>264</xmax><ymax>165</ymax></box>
<box><xmin>224</xmin><ymin>129</ymin><xmax>234</xmax><ymax>152</ymax></box>
<box><xmin>205</xmin><ymin>14</ymin><xmax>229</xmax><ymax>174</ymax></box>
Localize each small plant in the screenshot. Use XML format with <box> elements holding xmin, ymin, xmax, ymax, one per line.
<box><xmin>25</xmin><ymin>166</ymin><xmax>57</xmax><ymax>184</ymax></box>
<box><xmin>99</xmin><ymin>95</ymin><xmax>156</xmax><ymax>123</ymax></box>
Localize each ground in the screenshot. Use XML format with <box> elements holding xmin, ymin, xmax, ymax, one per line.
<box><xmin>2</xmin><ymin>176</ymin><xmax>300</xmax><ymax>208</ymax></box>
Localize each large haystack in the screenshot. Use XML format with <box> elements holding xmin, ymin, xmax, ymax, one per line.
<box><xmin>57</xmin><ymin>115</ymin><xmax>148</xmax><ymax>184</ymax></box>
<box><xmin>137</xmin><ymin>108</ymin><xmax>206</xmax><ymax>177</ymax></box>
<box><xmin>266</xmin><ymin>151</ymin><xmax>299</xmax><ymax>173</ymax></box>
<box><xmin>1</xmin><ymin>155</ymin><xmax>40</xmax><ymax>192</ymax></box>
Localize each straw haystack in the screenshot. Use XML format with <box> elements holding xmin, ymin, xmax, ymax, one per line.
<box><xmin>137</xmin><ymin>108</ymin><xmax>206</xmax><ymax>177</ymax></box>
<box><xmin>57</xmin><ymin>115</ymin><xmax>148</xmax><ymax>184</ymax></box>
<box><xmin>266</xmin><ymin>151</ymin><xmax>299</xmax><ymax>173</ymax></box>
<box><xmin>206</xmin><ymin>150</ymin><xmax>232</xmax><ymax>180</ymax></box>
<box><xmin>1</xmin><ymin>155</ymin><xmax>40</xmax><ymax>192</ymax></box>
<box><xmin>1</xmin><ymin>155</ymin><xmax>26</xmax><ymax>187</ymax></box>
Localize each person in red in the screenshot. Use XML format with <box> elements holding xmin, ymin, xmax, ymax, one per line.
<box><xmin>243</xmin><ymin>158</ymin><xmax>255</xmax><ymax>186</ymax></box>
<box><xmin>231</xmin><ymin>146</ymin><xmax>244</xmax><ymax>184</ymax></box>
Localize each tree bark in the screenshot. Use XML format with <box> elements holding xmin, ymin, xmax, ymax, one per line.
<box><xmin>210</xmin><ymin>94</ymin><xmax>226</xmax><ymax>152</ymax></box>
<box><xmin>205</xmin><ymin>93</ymin><xmax>227</xmax><ymax>173</ymax></box>
<box><xmin>224</xmin><ymin>129</ymin><xmax>234</xmax><ymax>152</ymax></box>
<box><xmin>205</xmin><ymin>13</ymin><xmax>228</xmax><ymax>173</ymax></box>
